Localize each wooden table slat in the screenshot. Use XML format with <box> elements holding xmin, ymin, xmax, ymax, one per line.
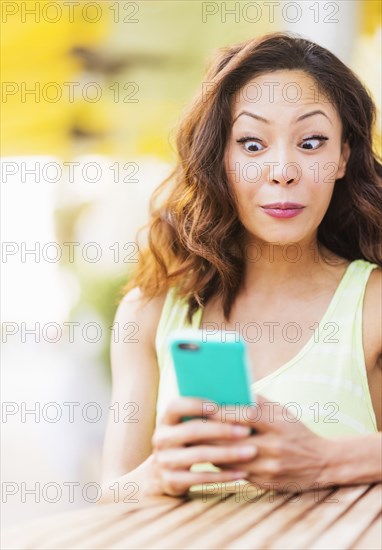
<box><xmin>308</xmin><ymin>484</ymin><xmax>382</xmax><ymax>549</ymax></box>
<box><xmin>265</xmin><ymin>485</ymin><xmax>371</xmax><ymax>550</ymax></box>
<box><xmin>223</xmin><ymin>488</ymin><xmax>334</xmax><ymax>550</ymax></box>
<box><xmin>141</xmin><ymin>491</ymin><xmax>284</xmax><ymax>550</ymax></box>
<box><xmin>184</xmin><ymin>492</ymin><xmax>308</xmax><ymax>549</ymax></box>
<box><xmin>1</xmin><ymin>497</ymin><xmax>177</xmax><ymax>550</ymax></box>
<box><xmin>107</xmin><ymin>495</ymin><xmax>224</xmax><ymax>549</ymax></box>
<box><xmin>351</xmin><ymin>513</ymin><xmax>382</xmax><ymax>550</ymax></box>
<box><xmin>36</xmin><ymin>499</ymin><xmax>182</xmax><ymax>550</ymax></box>
<box><xmin>2</xmin><ymin>483</ymin><xmax>381</xmax><ymax>550</ymax></box>
<box><xmin>1</xmin><ymin>504</ymin><xmax>115</xmax><ymax>550</ymax></box>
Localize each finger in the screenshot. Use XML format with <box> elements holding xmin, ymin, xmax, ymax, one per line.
<box><xmin>220</xmin><ymin>457</ymin><xmax>282</xmax><ymax>479</ymax></box>
<box><xmin>156</xmin><ymin>444</ymin><xmax>258</xmax><ymax>470</ymax></box>
<box><xmin>253</xmin><ymin>394</ymin><xmax>300</xmax><ymax>428</ymax></box>
<box><xmin>161</xmin><ymin>469</ymin><xmax>248</xmax><ymax>497</ymax></box>
<box><xmin>204</xmin><ymin>395</ymin><xmax>284</xmax><ymax>433</ymax></box>
<box><xmin>159</xmin><ymin>397</ymin><xmax>221</xmax><ymax>426</ymax></box>
<box><xmin>210</xmin><ymin>434</ymin><xmax>282</xmax><ymax>457</ymax></box>
<box><xmin>192</xmin><ymin>402</ymin><xmax>266</xmax><ymax>432</ymax></box>
<box><xmin>241</xmin><ymin>475</ymin><xmax>279</xmax><ymax>494</ymax></box>
<box><xmin>153</xmin><ymin>419</ymin><xmax>252</xmax><ymax>450</ymax></box>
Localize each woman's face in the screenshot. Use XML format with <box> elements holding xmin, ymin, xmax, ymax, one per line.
<box><xmin>224</xmin><ymin>70</ymin><xmax>351</xmax><ymax>248</ymax></box>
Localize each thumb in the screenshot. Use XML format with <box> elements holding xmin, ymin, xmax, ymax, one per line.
<box><xmin>252</xmin><ymin>392</ymin><xmax>269</xmax><ymax>405</ymax></box>
<box><xmin>246</xmin><ymin>393</ymin><xmax>281</xmax><ymax>431</ymax></box>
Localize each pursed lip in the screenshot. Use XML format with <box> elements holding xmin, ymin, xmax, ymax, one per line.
<box><xmin>261</xmin><ymin>202</ymin><xmax>305</xmax><ymax>210</ymax></box>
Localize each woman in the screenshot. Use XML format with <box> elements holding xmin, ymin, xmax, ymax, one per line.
<box><xmin>100</xmin><ymin>32</ymin><xmax>382</xmax><ymax>500</ymax></box>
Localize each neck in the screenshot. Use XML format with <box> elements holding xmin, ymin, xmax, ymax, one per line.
<box><xmin>241</xmin><ymin>234</ymin><xmax>337</xmax><ymax>293</ymax></box>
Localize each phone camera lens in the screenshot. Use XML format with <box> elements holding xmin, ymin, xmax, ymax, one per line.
<box><xmin>178</xmin><ymin>343</ymin><xmax>200</xmax><ymax>351</ymax></box>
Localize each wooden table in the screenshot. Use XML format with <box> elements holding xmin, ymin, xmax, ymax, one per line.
<box><xmin>2</xmin><ymin>482</ymin><xmax>381</xmax><ymax>549</ymax></box>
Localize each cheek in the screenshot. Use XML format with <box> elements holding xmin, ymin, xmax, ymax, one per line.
<box><xmin>305</xmin><ymin>165</ymin><xmax>336</xmax><ymax>206</ymax></box>
<box><xmin>225</xmin><ymin>155</ymin><xmax>262</xmax><ymax>202</ymax></box>
<box><xmin>310</xmin><ymin>146</ymin><xmax>343</xmax><ymax>185</ymax></box>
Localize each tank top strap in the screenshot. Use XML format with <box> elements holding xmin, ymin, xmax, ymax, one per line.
<box><xmin>350</xmin><ymin>259</ymin><xmax>380</xmax><ymax>367</ymax></box>
<box><xmin>304</xmin><ymin>259</ymin><xmax>380</xmax><ymax>373</ymax></box>
<box><xmin>155</xmin><ymin>287</ymin><xmax>197</xmax><ymax>374</ymax></box>
<box><xmin>329</xmin><ymin>259</ymin><xmax>380</xmax><ymax>321</ymax></box>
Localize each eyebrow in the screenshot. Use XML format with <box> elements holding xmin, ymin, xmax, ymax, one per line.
<box><xmin>232</xmin><ymin>109</ymin><xmax>332</xmax><ymax>126</ymax></box>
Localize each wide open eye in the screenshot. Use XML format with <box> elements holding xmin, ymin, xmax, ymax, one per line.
<box><xmin>236</xmin><ymin>137</ymin><xmax>265</xmax><ymax>153</ymax></box>
<box><xmin>300</xmin><ymin>135</ymin><xmax>329</xmax><ymax>150</ymax></box>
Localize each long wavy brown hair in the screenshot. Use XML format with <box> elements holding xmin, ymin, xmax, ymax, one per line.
<box><xmin>122</xmin><ymin>31</ymin><xmax>382</xmax><ymax>323</ymax></box>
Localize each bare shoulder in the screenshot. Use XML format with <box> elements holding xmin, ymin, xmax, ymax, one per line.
<box><xmin>363</xmin><ymin>267</ymin><xmax>382</xmax><ymax>369</ymax></box>
<box><xmin>117</xmin><ymin>286</ymin><xmax>168</xmax><ymax>352</ymax></box>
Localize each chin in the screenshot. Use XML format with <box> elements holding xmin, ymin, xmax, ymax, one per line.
<box><xmin>253</xmin><ymin>231</ymin><xmax>304</xmax><ymax>247</ymax></box>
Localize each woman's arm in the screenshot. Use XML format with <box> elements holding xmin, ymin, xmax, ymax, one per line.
<box><xmin>319</xmin><ymin>432</ymin><xmax>382</xmax><ymax>487</ymax></box>
<box><xmin>364</xmin><ymin>268</ymin><xmax>382</xmax><ymax>431</ymax></box>
<box><xmin>99</xmin><ymin>288</ymin><xmax>256</xmax><ymax>502</ymax></box>
<box><xmin>98</xmin><ymin>455</ymin><xmax>163</xmax><ymax>504</ymax></box>
<box><xmin>320</xmin><ymin>270</ymin><xmax>380</xmax><ymax>485</ymax></box>
<box><xmin>99</xmin><ymin>288</ymin><xmax>162</xmax><ymax>488</ymax></box>
<box><xmin>215</xmin><ymin>394</ymin><xmax>382</xmax><ymax>492</ymax></box>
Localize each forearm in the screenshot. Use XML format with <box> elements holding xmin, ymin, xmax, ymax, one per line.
<box><xmin>98</xmin><ymin>455</ymin><xmax>162</xmax><ymax>504</ymax></box>
<box><xmin>319</xmin><ymin>432</ymin><xmax>382</xmax><ymax>486</ymax></box>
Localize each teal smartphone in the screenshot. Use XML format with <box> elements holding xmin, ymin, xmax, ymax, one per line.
<box><xmin>168</xmin><ymin>329</ymin><xmax>256</xmax><ymax>423</ymax></box>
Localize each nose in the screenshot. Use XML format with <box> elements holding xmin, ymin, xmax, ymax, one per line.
<box><xmin>269</xmin><ymin>161</ymin><xmax>301</xmax><ymax>186</ymax></box>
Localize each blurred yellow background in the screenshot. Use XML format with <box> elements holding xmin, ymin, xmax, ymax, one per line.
<box><xmin>3</xmin><ymin>0</ymin><xmax>379</xmax><ymax>161</ymax></box>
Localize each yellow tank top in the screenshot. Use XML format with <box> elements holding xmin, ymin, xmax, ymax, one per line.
<box><xmin>155</xmin><ymin>259</ymin><xmax>379</xmax><ymax>438</ymax></box>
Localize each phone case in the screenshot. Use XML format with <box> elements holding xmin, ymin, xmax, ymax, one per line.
<box><xmin>168</xmin><ymin>329</ymin><xmax>255</xmax><ymax>407</ymax></box>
